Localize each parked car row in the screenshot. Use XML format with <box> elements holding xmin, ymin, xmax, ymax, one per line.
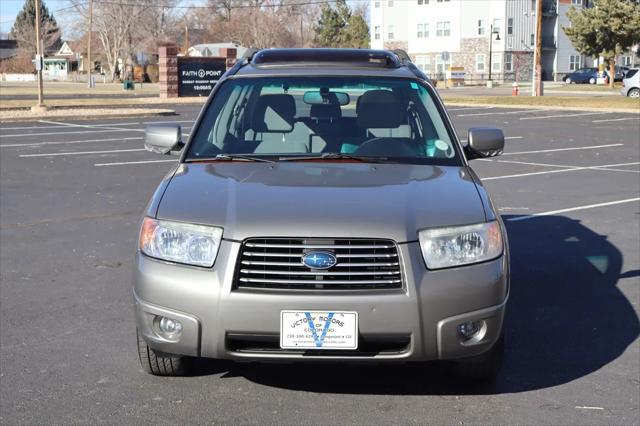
<box><xmin>563</xmin><ymin>66</ymin><xmax>630</xmax><ymax>85</ymax></box>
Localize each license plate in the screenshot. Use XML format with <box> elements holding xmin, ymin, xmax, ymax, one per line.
<box><xmin>280</xmin><ymin>311</ymin><xmax>358</xmax><ymax>350</ymax></box>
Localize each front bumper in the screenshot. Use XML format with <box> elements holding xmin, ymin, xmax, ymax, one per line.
<box><xmin>134</xmin><ymin>240</ymin><xmax>509</xmax><ymax>362</ymax></box>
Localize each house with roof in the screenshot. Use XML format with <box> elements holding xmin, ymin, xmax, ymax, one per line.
<box><xmin>186</xmin><ymin>42</ymin><xmax>248</xmax><ymax>58</ymax></box>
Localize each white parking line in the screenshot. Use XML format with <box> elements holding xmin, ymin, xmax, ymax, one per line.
<box><xmin>0</xmin><ymin>120</ymin><xmax>192</xmax><ymax>133</ymax></box>
<box><xmin>460</xmin><ymin>136</ymin><xmax>523</xmax><ymax>143</ymax></box>
<box><xmin>519</xmin><ymin>112</ymin><xmax>608</xmax><ymax>120</ymax></box>
<box><xmin>506</xmin><ymin>198</ymin><xmax>640</xmax><ymax>222</ymax></box>
<box><xmin>502</xmin><ymin>143</ymin><xmax>623</xmax><ymax>155</ymax></box>
<box><xmin>592</xmin><ymin>117</ymin><xmax>640</xmax><ymax>123</ymax></box>
<box><xmin>19</xmin><ymin>148</ymin><xmax>146</xmax><ymax>157</ymax></box>
<box><xmin>457</xmin><ymin>110</ymin><xmax>533</xmax><ymax>117</ymax></box>
<box><xmin>1</xmin><ymin>124</ymin><xmax>81</xmax><ymax>131</ymax></box>
<box><xmin>485</xmin><ymin>159</ymin><xmax>575</xmax><ymax>168</ymax></box>
<box><xmin>483</xmin><ymin>162</ymin><xmax>640</xmax><ymax>180</ymax></box>
<box><xmin>447</xmin><ymin>107</ymin><xmax>495</xmax><ymax>112</ymax></box>
<box><xmin>0</xmin><ymin>137</ymin><xmax>143</xmax><ymax>148</ymax></box>
<box><xmin>0</xmin><ymin>128</ymin><xmax>143</xmax><ymax>138</ymax></box>
<box><xmin>483</xmin><ymin>158</ymin><xmax>640</xmax><ymax>174</ymax></box>
<box><xmin>94</xmin><ymin>159</ymin><xmax>176</xmax><ymax>167</ymax></box>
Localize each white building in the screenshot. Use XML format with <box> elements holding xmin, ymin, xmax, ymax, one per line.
<box><xmin>369</xmin><ymin>0</ymin><xmax>607</xmax><ymax>83</ymax></box>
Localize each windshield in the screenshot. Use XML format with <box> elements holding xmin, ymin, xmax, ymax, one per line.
<box><xmin>186</xmin><ymin>76</ymin><xmax>461</xmax><ymax>164</ymax></box>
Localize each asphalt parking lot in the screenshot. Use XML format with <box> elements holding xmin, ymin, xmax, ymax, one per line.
<box><xmin>1</xmin><ymin>103</ymin><xmax>639</xmax><ymax>425</ymax></box>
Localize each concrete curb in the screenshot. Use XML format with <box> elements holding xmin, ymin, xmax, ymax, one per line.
<box><xmin>442</xmin><ymin>101</ymin><xmax>640</xmax><ymax>114</ymax></box>
<box><xmin>0</xmin><ymin>109</ymin><xmax>177</xmax><ymax>123</ymax></box>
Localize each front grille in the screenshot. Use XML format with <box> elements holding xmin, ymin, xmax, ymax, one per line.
<box><xmin>227</xmin><ymin>333</ymin><xmax>410</xmax><ymax>356</ymax></box>
<box><xmin>235</xmin><ymin>238</ymin><xmax>403</xmax><ymax>290</ymax></box>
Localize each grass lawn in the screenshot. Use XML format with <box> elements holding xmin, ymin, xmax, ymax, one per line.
<box><xmin>0</xmin><ymin>81</ymin><xmax>160</xmax><ymax>96</ymax></box>
<box><xmin>0</xmin><ymin>96</ymin><xmax>206</xmax><ymax>110</ymax></box>
<box><xmin>550</xmin><ymin>83</ymin><xmax>623</xmax><ymax>92</ymax></box>
<box><xmin>442</xmin><ymin>95</ymin><xmax>640</xmax><ymax>111</ymax></box>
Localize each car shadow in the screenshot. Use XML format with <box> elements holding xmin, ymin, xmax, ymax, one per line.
<box><xmin>191</xmin><ymin>215</ymin><xmax>639</xmax><ymax>394</ymax></box>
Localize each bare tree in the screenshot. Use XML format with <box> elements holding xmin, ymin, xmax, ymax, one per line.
<box><xmin>70</xmin><ymin>0</ymin><xmax>168</xmax><ymax>81</ymax></box>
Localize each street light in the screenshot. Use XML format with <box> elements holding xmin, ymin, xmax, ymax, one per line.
<box><xmin>488</xmin><ymin>24</ymin><xmax>501</xmax><ymax>82</ymax></box>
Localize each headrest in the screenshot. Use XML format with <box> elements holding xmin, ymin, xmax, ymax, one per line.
<box><xmin>356</xmin><ymin>90</ymin><xmax>404</xmax><ymax>129</ymax></box>
<box><xmin>252</xmin><ymin>94</ymin><xmax>296</xmax><ymax>133</ymax></box>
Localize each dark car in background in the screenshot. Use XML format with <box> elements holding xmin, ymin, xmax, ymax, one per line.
<box><xmin>563</xmin><ymin>67</ymin><xmax>599</xmax><ymax>84</ymax></box>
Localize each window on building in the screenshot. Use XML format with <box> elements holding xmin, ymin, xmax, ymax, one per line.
<box><xmin>505</xmin><ymin>53</ymin><xmax>513</xmax><ymax>72</ymax></box>
<box><xmin>623</xmin><ymin>56</ymin><xmax>632</xmax><ymax>66</ymax></box>
<box><xmin>492</xmin><ymin>56</ymin><xmax>501</xmax><ymax>72</ymax></box>
<box><xmin>388</xmin><ymin>25</ymin><xmax>395</xmax><ymax>40</ymax></box>
<box><xmin>417</xmin><ymin>0</ymin><xmax>429</xmax><ymax>4</ymax></box>
<box><xmin>435</xmin><ymin>54</ymin><xmax>451</xmax><ymax>73</ymax></box>
<box><xmin>374</xmin><ymin>26</ymin><xmax>381</xmax><ymax>40</ymax></box>
<box><xmin>417</xmin><ymin>23</ymin><xmax>429</xmax><ymax>38</ymax></box>
<box><xmin>569</xmin><ymin>55</ymin><xmax>581</xmax><ymax>71</ymax></box>
<box><xmin>444</xmin><ymin>21</ymin><xmax>451</xmax><ymax>36</ymax></box>
<box><xmin>478</xmin><ymin>20</ymin><xmax>485</xmax><ymax>36</ymax></box>
<box><xmin>507</xmin><ymin>18</ymin><xmax>513</xmax><ymax>35</ymax></box>
<box><xmin>436</xmin><ymin>22</ymin><xmax>443</xmax><ymax>37</ymax></box>
<box><xmin>571</xmin><ymin>0</ymin><xmax>582</xmax><ymax>5</ymax></box>
<box><xmin>531</xmin><ymin>33</ymin><xmax>535</xmax><ymax>46</ymax></box>
<box><xmin>388</xmin><ymin>0</ymin><xmax>394</xmax><ymax>6</ymax></box>
<box><xmin>416</xmin><ymin>55</ymin><xmax>430</xmax><ymax>72</ymax></box>
<box><xmin>476</xmin><ymin>54</ymin><xmax>486</xmax><ymax>72</ymax></box>
<box><xmin>374</xmin><ymin>1</ymin><xmax>380</xmax><ymax>8</ymax></box>
<box><xmin>493</xmin><ymin>18</ymin><xmax>501</xmax><ymax>34</ymax></box>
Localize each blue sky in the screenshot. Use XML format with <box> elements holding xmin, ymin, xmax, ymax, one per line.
<box><xmin>0</xmin><ymin>0</ymin><xmax>365</xmax><ymax>37</ymax></box>
<box><xmin>0</xmin><ymin>0</ymin><xmax>70</xmax><ymax>34</ymax></box>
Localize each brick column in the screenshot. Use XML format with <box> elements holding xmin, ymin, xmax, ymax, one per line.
<box><xmin>219</xmin><ymin>47</ymin><xmax>237</xmax><ymax>69</ymax></box>
<box><xmin>158</xmin><ymin>44</ymin><xmax>179</xmax><ymax>99</ymax></box>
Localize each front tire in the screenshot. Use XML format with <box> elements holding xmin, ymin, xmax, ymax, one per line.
<box><xmin>137</xmin><ymin>329</ymin><xmax>191</xmax><ymax>376</ymax></box>
<box><xmin>628</xmin><ymin>88</ymin><xmax>640</xmax><ymax>98</ymax></box>
<box><xmin>453</xmin><ymin>334</ymin><xmax>504</xmax><ymax>382</ymax></box>
<box><xmin>589</xmin><ymin>77</ymin><xmax>596</xmax><ymax>85</ymax></box>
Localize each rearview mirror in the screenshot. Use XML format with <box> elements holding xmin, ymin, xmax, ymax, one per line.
<box><xmin>303</xmin><ymin>91</ymin><xmax>350</xmax><ymax>106</ymax></box>
<box><xmin>464</xmin><ymin>128</ymin><xmax>504</xmax><ymax>159</ymax></box>
<box><xmin>144</xmin><ymin>124</ymin><xmax>183</xmax><ymax>155</ymax></box>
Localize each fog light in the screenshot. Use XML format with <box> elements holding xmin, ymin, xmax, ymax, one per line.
<box><xmin>155</xmin><ymin>316</ymin><xmax>182</xmax><ymax>339</ymax></box>
<box><xmin>458</xmin><ymin>320</ymin><xmax>482</xmax><ymax>340</ymax></box>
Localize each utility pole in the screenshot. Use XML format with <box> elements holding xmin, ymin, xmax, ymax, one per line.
<box><xmin>33</xmin><ymin>0</ymin><xmax>45</xmax><ymax>110</ymax></box>
<box><xmin>87</xmin><ymin>0</ymin><xmax>93</xmax><ymax>86</ymax></box>
<box><xmin>532</xmin><ymin>0</ymin><xmax>543</xmax><ymax>96</ymax></box>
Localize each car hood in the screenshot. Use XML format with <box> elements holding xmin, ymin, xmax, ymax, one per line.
<box><xmin>156</xmin><ymin>162</ymin><xmax>487</xmax><ymax>242</ymax></box>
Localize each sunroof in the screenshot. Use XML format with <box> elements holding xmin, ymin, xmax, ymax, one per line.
<box><xmin>251</xmin><ymin>49</ymin><xmax>401</xmax><ymax>68</ymax></box>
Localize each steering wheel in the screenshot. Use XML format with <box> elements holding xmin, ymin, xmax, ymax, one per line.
<box><xmin>354</xmin><ymin>137</ymin><xmax>418</xmax><ymax>156</ymax></box>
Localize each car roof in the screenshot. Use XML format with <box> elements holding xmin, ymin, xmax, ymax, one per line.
<box><xmin>232</xmin><ymin>48</ymin><xmax>425</xmax><ymax>80</ymax></box>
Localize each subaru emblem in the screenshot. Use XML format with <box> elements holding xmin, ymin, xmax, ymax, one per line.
<box><xmin>302</xmin><ymin>251</ymin><xmax>337</xmax><ymax>269</ymax></box>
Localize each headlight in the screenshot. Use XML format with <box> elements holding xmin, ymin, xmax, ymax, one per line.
<box><xmin>139</xmin><ymin>217</ymin><xmax>223</xmax><ymax>267</ymax></box>
<box><xmin>418</xmin><ymin>221</ymin><xmax>503</xmax><ymax>269</ymax></box>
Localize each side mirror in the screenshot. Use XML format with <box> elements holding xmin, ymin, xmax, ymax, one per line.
<box><xmin>144</xmin><ymin>124</ymin><xmax>183</xmax><ymax>155</ymax></box>
<box><xmin>464</xmin><ymin>127</ymin><xmax>504</xmax><ymax>159</ymax></box>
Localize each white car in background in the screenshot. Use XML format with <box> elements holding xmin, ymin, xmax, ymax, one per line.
<box><xmin>621</xmin><ymin>68</ymin><xmax>640</xmax><ymax>97</ymax></box>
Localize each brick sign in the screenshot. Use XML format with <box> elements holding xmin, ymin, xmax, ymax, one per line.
<box><xmin>177</xmin><ymin>57</ymin><xmax>227</xmax><ymax>97</ymax></box>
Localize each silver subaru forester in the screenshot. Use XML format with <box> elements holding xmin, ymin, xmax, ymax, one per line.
<box><xmin>135</xmin><ymin>49</ymin><xmax>509</xmax><ymax>381</ymax></box>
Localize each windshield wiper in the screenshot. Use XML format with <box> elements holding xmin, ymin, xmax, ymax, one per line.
<box><xmin>279</xmin><ymin>153</ymin><xmax>389</xmax><ymax>163</ymax></box>
<box><xmin>187</xmin><ymin>154</ymin><xmax>276</xmax><ymax>163</ymax></box>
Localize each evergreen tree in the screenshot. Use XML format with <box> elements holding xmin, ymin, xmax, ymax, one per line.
<box><xmin>314</xmin><ymin>0</ymin><xmax>369</xmax><ymax>48</ymax></box>
<box><xmin>564</xmin><ymin>0</ymin><xmax>640</xmax><ymax>87</ymax></box>
<box><xmin>345</xmin><ymin>13</ymin><xmax>370</xmax><ymax>48</ymax></box>
<box><xmin>10</xmin><ymin>0</ymin><xmax>62</xmax><ymax>56</ymax></box>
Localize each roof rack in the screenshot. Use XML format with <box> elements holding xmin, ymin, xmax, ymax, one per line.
<box><xmin>250</xmin><ymin>49</ymin><xmax>402</xmax><ymax>68</ymax></box>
